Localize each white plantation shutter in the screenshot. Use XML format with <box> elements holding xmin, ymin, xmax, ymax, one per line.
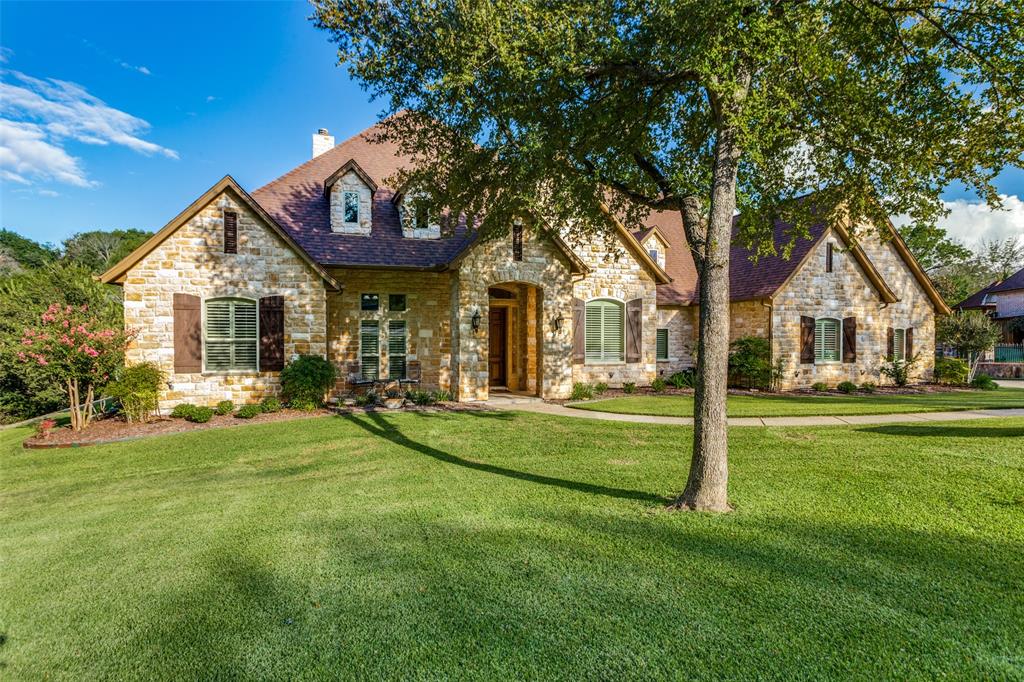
<box><xmin>585</xmin><ymin>300</ymin><xmax>625</xmax><ymax>362</ymax></box>
<box><xmin>360</xmin><ymin>321</ymin><xmax>379</xmax><ymax>380</ymax></box>
<box><xmin>204</xmin><ymin>298</ymin><xmax>257</xmax><ymax>371</ymax></box>
<box><xmin>814</xmin><ymin>318</ymin><xmax>840</xmax><ymax>362</ymax></box>
<box><xmin>388</xmin><ymin>320</ymin><xmax>407</xmax><ymax>379</ymax></box>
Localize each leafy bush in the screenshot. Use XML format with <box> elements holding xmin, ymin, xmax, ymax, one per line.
<box><xmin>880</xmin><ymin>355</ymin><xmax>919</xmax><ymax>387</ymax></box>
<box><xmin>651</xmin><ymin>377</ymin><xmax>666</xmax><ymax>393</ymax></box>
<box><xmin>260</xmin><ymin>396</ymin><xmax>282</xmax><ymax>413</ymax></box>
<box><xmin>184</xmin><ymin>406</ymin><xmax>213</xmax><ymax>423</ymax></box>
<box><xmin>728</xmin><ymin>336</ymin><xmax>775</xmax><ymax>390</ymax></box>
<box><xmin>432</xmin><ymin>389</ymin><xmax>454</xmax><ymax>402</ymax></box>
<box><xmin>105</xmin><ymin>362</ymin><xmax>164</xmax><ymax>423</ymax></box>
<box><xmin>214</xmin><ymin>400</ymin><xmax>234</xmax><ymax>416</ymax></box>
<box><xmin>623</xmin><ymin>382</ymin><xmax>636</xmax><ymax>394</ymax></box>
<box><xmin>860</xmin><ymin>382</ymin><xmax>877</xmax><ymax>393</ymax></box>
<box><xmin>571</xmin><ymin>382</ymin><xmax>594</xmax><ymax>401</ymax></box>
<box><xmin>837</xmin><ymin>381</ymin><xmax>857</xmax><ymax>394</ymax></box>
<box><xmin>970</xmin><ymin>373</ymin><xmax>998</xmax><ymax>390</ymax></box>
<box><xmin>354</xmin><ymin>391</ymin><xmax>378</xmax><ymax>408</ymax></box>
<box><xmin>934</xmin><ymin>356</ymin><xmax>969</xmax><ymax>385</ymax></box>
<box><xmin>594</xmin><ymin>382</ymin><xmax>609</xmax><ymax>395</ymax></box>
<box><xmin>170</xmin><ymin>403</ymin><xmax>197</xmax><ymax>419</ymax></box>
<box><xmin>406</xmin><ymin>390</ymin><xmax>435</xmax><ymax>406</ymax></box>
<box><xmin>812</xmin><ymin>382</ymin><xmax>829</xmax><ymax>392</ymax></box>
<box><xmin>668</xmin><ymin>370</ymin><xmax>696</xmax><ymax>389</ymax></box>
<box><xmin>235</xmin><ymin>403</ymin><xmax>263</xmax><ymax>419</ymax></box>
<box><xmin>280</xmin><ymin>355</ymin><xmax>336</xmax><ymax>409</ymax></box>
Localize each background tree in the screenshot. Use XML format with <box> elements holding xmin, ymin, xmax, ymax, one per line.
<box><xmin>61</xmin><ymin>229</ymin><xmax>151</xmax><ymax>274</ymax></box>
<box><xmin>977</xmin><ymin>237</ymin><xmax>1024</xmax><ymax>281</ymax></box>
<box><xmin>0</xmin><ymin>228</ymin><xmax>58</xmax><ymax>270</ymax></box>
<box><xmin>315</xmin><ymin>0</ymin><xmax>1024</xmax><ymax>510</ymax></box>
<box><xmin>897</xmin><ymin>224</ymin><xmax>972</xmax><ymax>274</ymax></box>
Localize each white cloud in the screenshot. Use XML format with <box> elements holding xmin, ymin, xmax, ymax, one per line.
<box><xmin>120</xmin><ymin>61</ymin><xmax>151</xmax><ymax>76</ymax></box>
<box><xmin>938</xmin><ymin>194</ymin><xmax>1024</xmax><ymax>248</ymax></box>
<box><xmin>0</xmin><ymin>47</ymin><xmax>12</xmax><ymax>64</ymax></box>
<box><xmin>37</xmin><ymin>189</ymin><xmax>59</xmax><ymax>197</ymax></box>
<box><xmin>206</xmin><ymin>95</ymin><xmax>217</xmax><ymax>103</ymax></box>
<box><xmin>0</xmin><ymin>69</ymin><xmax>177</xmax><ymax>187</ymax></box>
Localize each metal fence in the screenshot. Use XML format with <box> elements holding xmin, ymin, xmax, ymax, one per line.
<box><xmin>994</xmin><ymin>343</ymin><xmax>1024</xmax><ymax>363</ymax></box>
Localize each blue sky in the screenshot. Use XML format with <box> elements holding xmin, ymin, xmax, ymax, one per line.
<box><xmin>1</xmin><ymin>1</ymin><xmax>1022</xmax><ymax>248</ymax></box>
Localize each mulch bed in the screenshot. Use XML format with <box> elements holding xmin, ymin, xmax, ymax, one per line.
<box><xmin>549</xmin><ymin>383</ymin><xmax>981</xmax><ymax>404</ymax></box>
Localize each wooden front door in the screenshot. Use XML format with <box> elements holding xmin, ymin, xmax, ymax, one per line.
<box><xmin>488</xmin><ymin>308</ymin><xmax>507</xmax><ymax>387</ymax></box>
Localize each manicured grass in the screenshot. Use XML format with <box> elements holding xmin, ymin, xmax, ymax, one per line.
<box><xmin>2</xmin><ymin>412</ymin><xmax>1023</xmax><ymax>679</ymax></box>
<box><xmin>570</xmin><ymin>387</ymin><xmax>1024</xmax><ymax>417</ymax></box>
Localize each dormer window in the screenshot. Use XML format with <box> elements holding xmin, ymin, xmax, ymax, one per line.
<box><xmin>398</xmin><ymin>192</ymin><xmax>441</xmax><ymax>239</ymax></box>
<box><xmin>343</xmin><ymin>191</ymin><xmax>360</xmax><ymax>224</ymax></box>
<box><xmin>324</xmin><ymin>159</ymin><xmax>376</xmax><ymax>236</ymax></box>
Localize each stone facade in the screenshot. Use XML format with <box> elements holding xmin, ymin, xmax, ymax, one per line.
<box><xmin>655</xmin><ymin>306</ymin><xmax>696</xmax><ymax>375</ymax></box>
<box><xmin>772</xmin><ymin>228</ymin><xmax>935</xmax><ymax>389</ymax></box>
<box><xmin>329</xmin><ymin>171</ymin><xmax>373</xmax><ymax>235</ymax></box>
<box><xmin>123</xmin><ymin>190</ymin><xmax>328</xmax><ymax>410</ymax></box>
<box><xmin>326</xmin><ymin>269</ymin><xmax>453</xmax><ymax>393</ymax></box>
<box><xmin>641</xmin><ymin>233</ymin><xmax>668</xmax><ymax>270</ymax></box>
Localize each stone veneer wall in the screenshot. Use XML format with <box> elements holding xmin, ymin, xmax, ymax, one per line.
<box><xmin>570</xmin><ymin>236</ymin><xmax>659</xmax><ymax>387</ymax></box>
<box><xmin>123</xmin><ymin>190</ymin><xmax>328</xmax><ymax>410</ymax></box>
<box><xmin>329</xmin><ymin>171</ymin><xmax>373</xmax><ymax>235</ymax></box>
<box><xmin>452</xmin><ymin>230</ymin><xmax>574</xmax><ymax>400</ymax></box>
<box><xmin>325</xmin><ymin>269</ymin><xmax>452</xmax><ymax>393</ymax></box>
<box><xmin>772</xmin><ymin>227</ymin><xmax>936</xmax><ymax>389</ymax></box>
<box><xmin>642</xmin><ymin>234</ymin><xmax>668</xmax><ymax>270</ymax></box>
<box><xmin>655</xmin><ymin>302</ymin><xmax>768</xmax><ymax>376</ymax></box>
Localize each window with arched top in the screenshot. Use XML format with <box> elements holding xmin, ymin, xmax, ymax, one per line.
<box><xmin>205</xmin><ymin>298</ymin><xmax>258</xmax><ymax>371</ymax></box>
<box><xmin>585</xmin><ymin>299</ymin><xmax>625</xmax><ymax>362</ymax></box>
<box><xmin>814</xmin><ymin>317</ymin><xmax>841</xmax><ymax>363</ymax></box>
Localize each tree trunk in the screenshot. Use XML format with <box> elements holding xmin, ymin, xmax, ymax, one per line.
<box><xmin>672</xmin><ymin>123</ymin><xmax>743</xmax><ymax>512</ymax></box>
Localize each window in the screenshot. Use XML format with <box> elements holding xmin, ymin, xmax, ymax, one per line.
<box><xmin>360</xmin><ymin>320</ymin><xmax>379</xmax><ymax>380</ymax></box>
<box><xmin>814</xmin><ymin>318</ymin><xmax>841</xmax><ymax>363</ymax></box>
<box><xmin>223</xmin><ymin>211</ymin><xmax>237</xmax><ymax>254</ymax></box>
<box><xmin>361</xmin><ymin>293</ymin><xmax>379</xmax><ymax>311</ymax></box>
<box><xmin>415</xmin><ymin>200</ymin><xmax>430</xmax><ymax>231</ymax></box>
<box><xmin>388</xmin><ymin>294</ymin><xmax>407</xmax><ymax>312</ymax></box>
<box><xmin>512</xmin><ymin>221</ymin><xmax>523</xmax><ymax>261</ymax></box>
<box><xmin>826</xmin><ymin>242</ymin><xmax>834</xmax><ymax>273</ymax></box>
<box><xmin>204</xmin><ymin>298</ymin><xmax>257</xmax><ymax>371</ymax></box>
<box><xmin>892</xmin><ymin>327</ymin><xmax>907</xmax><ymax>361</ymax></box>
<box><xmin>388</xmin><ymin>320</ymin><xmax>407</xmax><ymax>379</ymax></box>
<box><xmin>648</xmin><ymin>247</ymin><xmax>660</xmax><ymax>263</ymax></box>
<box><xmin>656</xmin><ymin>328</ymin><xmax>669</xmax><ymax>361</ymax></box>
<box><xmin>343</xmin><ymin>191</ymin><xmax>360</xmax><ymax>223</ymax></box>
<box><xmin>585</xmin><ymin>299</ymin><xmax>624</xmax><ymax>362</ymax></box>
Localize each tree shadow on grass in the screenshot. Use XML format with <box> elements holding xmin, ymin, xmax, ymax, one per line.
<box><xmin>339</xmin><ymin>410</ymin><xmax>668</xmax><ymax>505</ymax></box>
<box><xmin>856</xmin><ymin>424</ymin><xmax>1024</xmax><ymax>439</ymax></box>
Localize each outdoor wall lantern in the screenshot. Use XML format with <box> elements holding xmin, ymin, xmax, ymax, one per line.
<box><xmin>471</xmin><ymin>309</ymin><xmax>482</xmax><ymax>332</ymax></box>
<box><xmin>553</xmin><ymin>315</ymin><xmax>564</xmax><ymax>332</ymax></box>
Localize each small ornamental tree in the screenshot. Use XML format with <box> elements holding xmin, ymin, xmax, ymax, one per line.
<box><xmin>18</xmin><ymin>304</ymin><xmax>134</xmax><ymax>431</ymax></box>
<box><xmin>937</xmin><ymin>310</ymin><xmax>1002</xmax><ymax>380</ymax></box>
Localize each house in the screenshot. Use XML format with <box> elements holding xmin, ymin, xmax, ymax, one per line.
<box><xmin>956</xmin><ymin>266</ymin><xmax>1024</xmax><ymax>344</ymax></box>
<box><xmin>100</xmin><ymin>121</ymin><xmax>949</xmax><ymax>409</ymax></box>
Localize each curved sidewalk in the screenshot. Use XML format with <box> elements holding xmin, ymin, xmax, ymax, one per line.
<box><xmin>487</xmin><ymin>397</ymin><xmax>1024</xmax><ymax>427</ymax></box>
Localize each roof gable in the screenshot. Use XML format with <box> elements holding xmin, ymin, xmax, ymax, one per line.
<box><xmin>323</xmin><ymin>159</ymin><xmax>378</xmax><ymax>198</ymax></box>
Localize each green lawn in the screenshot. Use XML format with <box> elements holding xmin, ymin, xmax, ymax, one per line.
<box><xmin>2</xmin><ymin>412</ymin><xmax>1023</xmax><ymax>679</ymax></box>
<box><xmin>569</xmin><ymin>387</ymin><xmax>1024</xmax><ymax>417</ymax></box>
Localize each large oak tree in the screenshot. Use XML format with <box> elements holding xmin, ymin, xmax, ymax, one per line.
<box><xmin>314</xmin><ymin>0</ymin><xmax>1023</xmax><ymax>510</ymax></box>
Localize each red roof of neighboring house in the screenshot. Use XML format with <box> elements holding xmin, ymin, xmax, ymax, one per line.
<box><xmin>988</xmin><ymin>265</ymin><xmax>1024</xmax><ymax>294</ymax></box>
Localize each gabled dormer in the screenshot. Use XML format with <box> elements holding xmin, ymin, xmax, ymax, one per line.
<box><xmin>638</xmin><ymin>226</ymin><xmax>669</xmax><ymax>270</ymax></box>
<box><xmin>324</xmin><ymin>160</ymin><xmax>377</xmax><ymax>236</ymax></box>
<box><xmin>393</xmin><ymin>188</ymin><xmax>441</xmax><ymax>239</ymax></box>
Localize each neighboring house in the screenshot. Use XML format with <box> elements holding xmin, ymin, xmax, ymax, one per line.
<box><xmin>956</xmin><ymin>266</ymin><xmax>1024</xmax><ymax>344</ymax></box>
<box><xmin>100</xmin><ymin>121</ymin><xmax>949</xmax><ymax>408</ymax></box>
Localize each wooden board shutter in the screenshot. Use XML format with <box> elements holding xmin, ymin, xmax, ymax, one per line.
<box><xmin>800</xmin><ymin>316</ymin><xmax>815</xmax><ymax>364</ymax></box>
<box><xmin>842</xmin><ymin>317</ymin><xmax>857</xmax><ymax>363</ymax></box>
<box><xmin>905</xmin><ymin>327</ymin><xmax>914</xmax><ymax>359</ymax></box>
<box><xmin>887</xmin><ymin>326</ymin><xmax>895</xmax><ymax>359</ymax></box>
<box><xmin>223</xmin><ymin>211</ymin><xmax>238</xmax><ymax>254</ymax></box>
<box><xmin>626</xmin><ymin>298</ymin><xmax>643</xmax><ymax>363</ymax></box>
<box><xmin>173</xmin><ymin>293</ymin><xmax>202</xmax><ymax>373</ymax></box>
<box><xmin>259</xmin><ymin>295</ymin><xmax>285</xmax><ymax>371</ymax></box>
<box><xmin>572</xmin><ymin>298</ymin><xmax>585</xmax><ymax>364</ymax></box>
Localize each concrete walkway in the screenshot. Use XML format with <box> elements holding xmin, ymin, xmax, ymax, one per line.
<box><xmin>484</xmin><ymin>394</ymin><xmax>1024</xmax><ymax>426</ymax></box>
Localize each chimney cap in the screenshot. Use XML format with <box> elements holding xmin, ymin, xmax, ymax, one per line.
<box><xmin>317</xmin><ymin>128</ymin><xmax>329</xmax><ymax>135</ymax></box>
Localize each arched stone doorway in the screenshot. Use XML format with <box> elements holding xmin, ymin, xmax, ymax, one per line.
<box><xmin>487</xmin><ymin>283</ymin><xmax>544</xmax><ymax>395</ymax></box>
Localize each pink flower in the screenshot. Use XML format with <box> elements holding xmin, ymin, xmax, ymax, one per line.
<box><xmin>37</xmin><ymin>357</ymin><xmax>48</xmax><ymax>366</ymax></box>
<box><xmin>17</xmin><ymin>352</ymin><xmax>26</xmax><ymax>362</ymax></box>
<box><xmin>62</xmin><ymin>319</ymin><xmax>69</xmax><ymax>328</ymax></box>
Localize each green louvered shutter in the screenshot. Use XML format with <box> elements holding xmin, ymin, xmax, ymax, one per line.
<box><xmin>360</xmin><ymin>321</ymin><xmax>379</xmax><ymax>380</ymax></box>
<box><xmin>388</xmin><ymin>320</ymin><xmax>407</xmax><ymax>379</ymax></box>
<box><xmin>656</xmin><ymin>328</ymin><xmax>669</xmax><ymax>361</ymax></box>
<box><xmin>814</xmin><ymin>318</ymin><xmax>840</xmax><ymax>362</ymax></box>
<box><xmin>585</xmin><ymin>300</ymin><xmax>624</xmax><ymax>362</ymax></box>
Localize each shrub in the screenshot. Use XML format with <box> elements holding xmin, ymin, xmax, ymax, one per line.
<box><xmin>406</xmin><ymin>390</ymin><xmax>435</xmax><ymax>406</ymax></box>
<box><xmin>354</xmin><ymin>391</ymin><xmax>378</xmax><ymax>408</ymax></box>
<box><xmin>728</xmin><ymin>336</ymin><xmax>775</xmax><ymax>390</ymax></box>
<box><xmin>594</xmin><ymin>382</ymin><xmax>609</xmax><ymax>395</ymax></box>
<box><xmin>290</xmin><ymin>398</ymin><xmax>319</xmax><ymax>412</ymax></box>
<box><xmin>651</xmin><ymin>377</ymin><xmax>667</xmax><ymax>393</ymax></box>
<box><xmin>860</xmin><ymin>382</ymin><xmax>877</xmax><ymax>393</ymax></box>
<box><xmin>260</xmin><ymin>396</ymin><xmax>282</xmax><ymax>413</ymax></box>
<box><xmin>623</xmin><ymin>382</ymin><xmax>636</xmax><ymax>394</ymax></box>
<box><xmin>970</xmin><ymin>373</ymin><xmax>998</xmax><ymax>390</ymax></box>
<box><xmin>570</xmin><ymin>382</ymin><xmax>593</xmax><ymax>401</ymax></box>
<box><xmin>812</xmin><ymin>382</ymin><xmax>829</xmax><ymax>392</ymax></box>
<box><xmin>36</xmin><ymin>418</ymin><xmax>57</xmax><ymax>438</ymax></box>
<box><xmin>934</xmin><ymin>356</ymin><xmax>970</xmax><ymax>385</ymax></box>
<box><xmin>184</xmin><ymin>406</ymin><xmax>213</xmax><ymax>423</ymax></box>
<box><xmin>214</xmin><ymin>400</ymin><xmax>234</xmax><ymax>416</ymax></box>
<box><xmin>280</xmin><ymin>355</ymin><xmax>336</xmax><ymax>409</ymax></box>
<box><xmin>170</xmin><ymin>403</ymin><xmax>197</xmax><ymax>419</ymax></box>
<box><xmin>105</xmin><ymin>362</ymin><xmax>164</xmax><ymax>423</ymax></box>
<box><xmin>880</xmin><ymin>354</ymin><xmax>919</xmax><ymax>387</ymax></box>
<box><xmin>432</xmin><ymin>389</ymin><xmax>454</xmax><ymax>403</ymax></box>
<box><xmin>235</xmin><ymin>403</ymin><xmax>263</xmax><ymax>419</ymax></box>
<box><xmin>837</xmin><ymin>381</ymin><xmax>857</xmax><ymax>394</ymax></box>
<box><xmin>669</xmin><ymin>370</ymin><xmax>696</xmax><ymax>389</ymax></box>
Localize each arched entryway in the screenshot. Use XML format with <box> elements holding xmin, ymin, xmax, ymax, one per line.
<box><xmin>488</xmin><ymin>283</ymin><xmax>544</xmax><ymax>395</ymax></box>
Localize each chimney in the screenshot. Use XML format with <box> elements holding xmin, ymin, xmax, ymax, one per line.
<box><xmin>312</xmin><ymin>128</ymin><xmax>334</xmax><ymax>158</ymax></box>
